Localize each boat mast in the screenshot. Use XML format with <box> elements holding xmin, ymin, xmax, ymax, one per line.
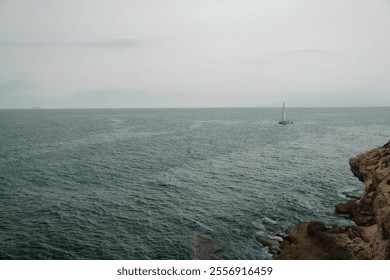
<box><xmin>282</xmin><ymin>102</ymin><xmax>286</xmax><ymax>121</ymax></box>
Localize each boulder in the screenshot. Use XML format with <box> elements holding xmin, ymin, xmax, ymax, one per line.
<box><xmin>307</xmin><ymin>221</ymin><xmax>327</xmax><ymax>236</ymax></box>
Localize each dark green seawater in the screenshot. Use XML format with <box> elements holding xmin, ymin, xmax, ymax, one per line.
<box><xmin>0</xmin><ymin>107</ymin><xmax>389</xmax><ymax>259</ymax></box>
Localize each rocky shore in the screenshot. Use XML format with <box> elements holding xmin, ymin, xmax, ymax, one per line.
<box><xmin>272</xmin><ymin>140</ymin><xmax>390</xmax><ymax>259</ymax></box>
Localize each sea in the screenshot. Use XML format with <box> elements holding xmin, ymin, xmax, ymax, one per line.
<box><xmin>0</xmin><ymin>107</ymin><xmax>389</xmax><ymax>260</ymax></box>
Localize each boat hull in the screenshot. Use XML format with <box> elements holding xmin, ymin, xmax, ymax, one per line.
<box><xmin>278</xmin><ymin>120</ymin><xmax>293</xmax><ymax>125</ymax></box>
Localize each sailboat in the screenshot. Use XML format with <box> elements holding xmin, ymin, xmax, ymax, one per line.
<box><xmin>278</xmin><ymin>102</ymin><xmax>293</xmax><ymax>125</ymax></box>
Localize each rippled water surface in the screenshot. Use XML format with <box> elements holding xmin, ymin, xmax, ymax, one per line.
<box><xmin>1</xmin><ymin>107</ymin><xmax>389</xmax><ymax>259</ymax></box>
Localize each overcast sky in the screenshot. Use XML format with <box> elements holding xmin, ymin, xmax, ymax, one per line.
<box><xmin>0</xmin><ymin>0</ymin><xmax>389</xmax><ymax>108</ymax></box>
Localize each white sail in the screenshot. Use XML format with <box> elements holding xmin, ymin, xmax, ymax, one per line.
<box><xmin>279</xmin><ymin>102</ymin><xmax>293</xmax><ymax>125</ymax></box>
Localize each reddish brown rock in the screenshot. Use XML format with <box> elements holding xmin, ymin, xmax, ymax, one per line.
<box><xmin>335</xmin><ymin>199</ymin><xmax>357</xmax><ymax>214</ymax></box>
<box><xmin>307</xmin><ymin>221</ymin><xmax>327</xmax><ymax>236</ymax></box>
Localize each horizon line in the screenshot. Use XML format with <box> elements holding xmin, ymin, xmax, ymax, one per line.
<box><xmin>1</xmin><ymin>105</ymin><xmax>389</xmax><ymax>110</ymax></box>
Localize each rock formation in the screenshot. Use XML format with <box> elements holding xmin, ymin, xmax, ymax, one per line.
<box><xmin>192</xmin><ymin>234</ymin><xmax>223</xmax><ymax>259</ymax></box>
<box><xmin>272</xmin><ymin>140</ymin><xmax>390</xmax><ymax>259</ymax></box>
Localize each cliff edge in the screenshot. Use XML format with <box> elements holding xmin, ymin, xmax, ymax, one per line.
<box><xmin>274</xmin><ymin>140</ymin><xmax>390</xmax><ymax>259</ymax></box>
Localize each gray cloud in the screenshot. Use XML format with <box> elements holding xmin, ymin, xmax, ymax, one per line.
<box><xmin>66</xmin><ymin>87</ymin><xmax>150</xmax><ymax>108</ymax></box>
<box><xmin>66</xmin><ymin>88</ymin><xmax>240</xmax><ymax>108</ymax></box>
<box><xmin>287</xmin><ymin>90</ymin><xmax>390</xmax><ymax>107</ymax></box>
<box><xmin>0</xmin><ymin>79</ymin><xmax>41</xmax><ymax>108</ymax></box>
<box><xmin>0</xmin><ymin>79</ymin><xmax>35</xmax><ymax>93</ymax></box>
<box><xmin>0</xmin><ymin>42</ymin><xmax>51</xmax><ymax>47</ymax></box>
<box><xmin>271</xmin><ymin>49</ymin><xmax>338</xmax><ymax>57</ymax></box>
<box><xmin>78</xmin><ymin>39</ymin><xmax>144</xmax><ymax>48</ymax></box>
<box><xmin>0</xmin><ymin>39</ymin><xmax>144</xmax><ymax>48</ymax></box>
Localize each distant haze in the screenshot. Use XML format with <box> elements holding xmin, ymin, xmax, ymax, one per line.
<box><xmin>0</xmin><ymin>0</ymin><xmax>389</xmax><ymax>108</ymax></box>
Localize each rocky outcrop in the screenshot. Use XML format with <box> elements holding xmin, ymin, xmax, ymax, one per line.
<box><xmin>191</xmin><ymin>234</ymin><xmax>223</xmax><ymax>260</ymax></box>
<box><xmin>272</xmin><ymin>140</ymin><xmax>390</xmax><ymax>259</ymax></box>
